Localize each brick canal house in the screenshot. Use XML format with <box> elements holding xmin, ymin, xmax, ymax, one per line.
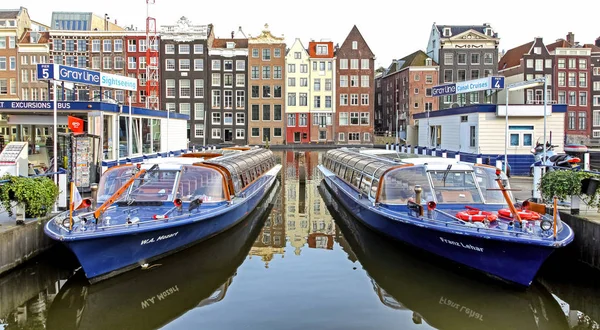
<box><xmin>206</xmin><ymin>29</ymin><xmax>248</xmax><ymax>145</ymax></box>
<box><xmin>334</xmin><ymin>25</ymin><xmax>375</xmax><ymax>144</ymax></box>
<box><xmin>380</xmin><ymin>50</ymin><xmax>438</xmax><ymax>145</ymax></box>
<box><xmin>247</xmin><ymin>24</ymin><xmax>286</xmax><ymax>145</ymax></box>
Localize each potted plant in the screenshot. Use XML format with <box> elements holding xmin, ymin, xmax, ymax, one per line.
<box><xmin>0</xmin><ymin>174</ymin><xmax>60</xmax><ymax>218</ymax></box>
<box><xmin>539</xmin><ymin>170</ymin><xmax>600</xmax><ymax>209</ymax></box>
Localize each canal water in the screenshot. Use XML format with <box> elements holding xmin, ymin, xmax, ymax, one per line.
<box><xmin>1</xmin><ymin>150</ymin><xmax>599</xmax><ymax>330</ymax></box>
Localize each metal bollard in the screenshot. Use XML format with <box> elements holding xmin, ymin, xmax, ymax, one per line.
<box><xmin>476</xmin><ymin>154</ymin><xmax>482</xmax><ymax>164</ymax></box>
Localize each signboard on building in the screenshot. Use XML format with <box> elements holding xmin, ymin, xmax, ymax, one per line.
<box><xmin>36</xmin><ymin>63</ymin><xmax>137</xmax><ymax>91</ymax></box>
<box><xmin>432</xmin><ymin>76</ymin><xmax>505</xmax><ymax>97</ymax></box>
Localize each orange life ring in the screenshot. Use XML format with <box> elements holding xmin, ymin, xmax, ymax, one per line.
<box><xmin>456</xmin><ymin>209</ymin><xmax>498</xmax><ymax>222</ymax></box>
<box><xmin>497</xmin><ymin>208</ymin><xmax>541</xmax><ymax>220</ymax></box>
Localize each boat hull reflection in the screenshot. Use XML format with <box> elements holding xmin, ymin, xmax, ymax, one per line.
<box><xmin>319</xmin><ymin>183</ymin><xmax>569</xmax><ymax>330</ymax></box>
<box><xmin>45</xmin><ymin>180</ymin><xmax>281</xmax><ymax>330</ymax></box>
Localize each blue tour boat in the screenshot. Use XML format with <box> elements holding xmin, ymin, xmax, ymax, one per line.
<box><xmin>46</xmin><ymin>180</ymin><xmax>280</xmax><ymax>330</ymax></box>
<box><xmin>318</xmin><ymin>148</ymin><xmax>574</xmax><ymax>287</ymax></box>
<box><xmin>45</xmin><ymin>148</ymin><xmax>281</xmax><ymax>283</ymax></box>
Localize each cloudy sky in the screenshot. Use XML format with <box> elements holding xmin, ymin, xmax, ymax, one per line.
<box><xmin>18</xmin><ymin>0</ymin><xmax>599</xmax><ymax>68</ymax></box>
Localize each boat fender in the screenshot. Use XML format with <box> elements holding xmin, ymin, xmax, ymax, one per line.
<box><xmin>153</xmin><ymin>214</ymin><xmax>169</xmax><ymax>220</ymax></box>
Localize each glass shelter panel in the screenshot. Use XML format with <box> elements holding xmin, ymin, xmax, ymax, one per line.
<box><xmin>178</xmin><ymin>166</ymin><xmax>226</xmax><ymax>202</ymax></box>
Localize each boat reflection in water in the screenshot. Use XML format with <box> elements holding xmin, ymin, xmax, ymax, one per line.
<box><xmin>45</xmin><ymin>180</ymin><xmax>281</xmax><ymax>330</ymax></box>
<box><xmin>319</xmin><ymin>183</ymin><xmax>569</xmax><ymax>330</ymax></box>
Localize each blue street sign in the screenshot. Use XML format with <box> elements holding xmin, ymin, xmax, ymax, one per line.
<box><xmin>36</xmin><ymin>63</ymin><xmax>137</xmax><ymax>91</ymax></box>
<box><xmin>431</xmin><ymin>83</ymin><xmax>456</xmax><ymax>97</ymax></box>
<box><xmin>36</xmin><ymin>64</ymin><xmax>56</xmax><ymax>80</ymax></box>
<box><xmin>432</xmin><ymin>76</ymin><xmax>506</xmax><ymax>97</ymax></box>
<box><xmin>491</xmin><ymin>76</ymin><xmax>505</xmax><ymax>89</ymax></box>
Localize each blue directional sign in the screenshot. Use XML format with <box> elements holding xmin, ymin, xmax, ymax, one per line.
<box><xmin>36</xmin><ymin>63</ymin><xmax>137</xmax><ymax>91</ymax></box>
<box><xmin>491</xmin><ymin>76</ymin><xmax>505</xmax><ymax>89</ymax></box>
<box><xmin>432</xmin><ymin>76</ymin><xmax>505</xmax><ymax>97</ymax></box>
<box><xmin>431</xmin><ymin>83</ymin><xmax>456</xmax><ymax>97</ymax></box>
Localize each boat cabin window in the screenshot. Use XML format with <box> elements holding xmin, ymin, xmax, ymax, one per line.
<box><xmin>97</xmin><ymin>165</ymin><xmax>136</xmax><ymax>204</ymax></box>
<box><xmin>124</xmin><ymin>169</ymin><xmax>179</xmax><ymax>201</ymax></box>
<box><xmin>177</xmin><ymin>166</ymin><xmax>226</xmax><ymax>202</ymax></box>
<box><xmin>379</xmin><ymin>166</ymin><xmax>433</xmax><ymax>204</ymax></box>
<box><xmin>474</xmin><ymin>166</ymin><xmax>514</xmax><ymax>204</ymax></box>
<box><xmin>428</xmin><ymin>170</ymin><xmax>483</xmax><ymax>203</ymax></box>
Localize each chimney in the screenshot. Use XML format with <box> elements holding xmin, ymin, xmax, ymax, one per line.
<box><xmin>566</xmin><ymin>32</ymin><xmax>575</xmax><ymax>45</ymax></box>
<box><xmin>114</xmin><ymin>19</ymin><xmax>117</xmax><ymax>25</ymax></box>
<box><xmin>231</xmin><ymin>31</ymin><xmax>234</xmax><ymax>38</ymax></box>
<box><xmin>596</xmin><ymin>37</ymin><xmax>600</xmax><ymax>47</ymax></box>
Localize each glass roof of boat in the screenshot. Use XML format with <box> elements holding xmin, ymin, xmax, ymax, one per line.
<box><xmin>325</xmin><ymin>149</ymin><xmax>397</xmax><ymax>179</ymax></box>
<box><xmin>204</xmin><ymin>148</ymin><xmax>275</xmax><ymax>193</ymax></box>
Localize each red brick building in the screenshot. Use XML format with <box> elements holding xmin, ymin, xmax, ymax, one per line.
<box><xmin>381</xmin><ymin>50</ymin><xmax>438</xmax><ymax>145</ymax></box>
<box><xmin>548</xmin><ymin>33</ymin><xmax>591</xmax><ymax>143</ymax></box>
<box><xmin>335</xmin><ymin>26</ymin><xmax>375</xmax><ymax>144</ymax></box>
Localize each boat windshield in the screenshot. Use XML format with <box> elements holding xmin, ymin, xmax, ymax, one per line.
<box><xmin>474</xmin><ymin>166</ymin><xmax>514</xmax><ymax>204</ymax></box>
<box><xmin>176</xmin><ymin>166</ymin><xmax>226</xmax><ymax>202</ymax></box>
<box><xmin>428</xmin><ymin>170</ymin><xmax>483</xmax><ymax>204</ymax></box>
<box><xmin>97</xmin><ymin>165</ymin><xmax>136</xmax><ymax>204</ymax></box>
<box><xmin>379</xmin><ymin>166</ymin><xmax>434</xmax><ymax>204</ymax></box>
<box><xmin>121</xmin><ymin>169</ymin><xmax>179</xmax><ymax>202</ymax></box>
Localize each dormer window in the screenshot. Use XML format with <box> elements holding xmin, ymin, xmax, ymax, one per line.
<box><xmin>485</xmin><ymin>28</ymin><xmax>492</xmax><ymax>36</ymax></box>
<box><xmin>316</xmin><ymin>44</ymin><xmax>328</xmax><ymax>55</ymax></box>
<box><xmin>7</xmin><ymin>20</ymin><xmax>15</xmax><ymax>27</ymax></box>
<box><xmin>226</xmin><ymin>42</ymin><xmax>235</xmax><ymax>49</ymax></box>
<box><xmin>352</xmin><ymin>41</ymin><xmax>358</xmax><ymax>50</ymax></box>
<box><xmin>443</xmin><ymin>28</ymin><xmax>451</xmax><ymax>37</ymax></box>
<box><xmin>425</xmin><ymin>58</ymin><xmax>432</xmax><ymax>66</ymax></box>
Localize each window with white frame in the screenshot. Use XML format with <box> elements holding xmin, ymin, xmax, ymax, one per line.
<box><xmin>194</xmin><ymin>79</ymin><xmax>204</xmax><ymax>98</ymax></box>
<box><xmin>223</xmin><ymin>60</ymin><xmax>233</xmax><ymax>71</ymax></box>
<box><xmin>349</xmin><ymin>133</ymin><xmax>360</xmax><ymax>141</ymax></box>
<box><xmin>194</xmin><ymin>124</ymin><xmax>204</xmax><ymax>138</ymax></box>
<box><xmin>262</xmin><ymin>48</ymin><xmax>271</xmax><ymax>60</ymax></box>
<box><xmin>212</xmin><ymin>112</ymin><xmax>221</xmax><ymax>125</ymax></box>
<box><xmin>350</xmin><ymin>75</ymin><xmax>358</xmax><ymax>87</ymax></box>
<box><xmin>179</xmin><ymin>103</ymin><xmax>190</xmax><ymax>115</ymax></box>
<box><xmin>236</xmin><ymin>60</ymin><xmax>245</xmax><ymax>71</ymax></box>
<box><xmin>288</xmin><ymin>92</ymin><xmax>296</xmax><ymax>106</ymax></box>
<box><xmin>579</xmin><ymin>72</ymin><xmax>587</xmax><ymax>87</ymax></box>
<box><xmin>338</xmin><ymin>132</ymin><xmax>345</xmax><ymax>141</ymax></box>
<box><xmin>166</xmin><ymin>103</ymin><xmax>176</xmax><ymax>112</ymax></box>
<box><xmin>569</xmin><ymin>91</ymin><xmax>577</xmax><ymax>105</ymax></box>
<box><xmin>350</xmin><ymin>59</ymin><xmax>359</xmax><ymax>69</ymax></box>
<box><xmin>360</xmin><ymin>113</ymin><xmax>369</xmax><ymax>125</ymax></box>
<box><xmin>288</xmin><ymin>77</ymin><xmax>296</xmax><ymax>87</ymax></box>
<box><xmin>287</xmin><ymin>114</ymin><xmax>296</xmax><ymax>127</ymax></box>
<box><xmin>223</xmin><ymin>112</ymin><xmax>233</xmax><ymax>125</ymax></box>
<box><xmin>300</xmin><ymin>114</ymin><xmax>307</xmax><ymax>126</ymax></box>
<box><xmin>352</xmin><ymin>41</ymin><xmax>358</xmax><ymax>49</ymax></box>
<box><xmin>236</xmin><ymin>112</ymin><xmax>245</xmax><ymax>124</ymax></box>
<box><xmin>300</xmin><ymin>78</ymin><xmax>307</xmax><ymax>86</ymax></box>
<box><xmin>361</xmin><ymin>94</ymin><xmax>369</xmax><ymax>105</ymax></box>
<box><xmin>194</xmin><ymin>103</ymin><xmax>204</xmax><ymax>120</ymax></box>
<box><xmin>361</xmin><ymin>75</ymin><xmax>369</xmax><ymax>87</ymax></box>
<box><xmin>236</xmin><ymin>90</ymin><xmax>245</xmax><ymax>108</ymax></box>
<box><xmin>114</xmin><ymin>39</ymin><xmax>123</xmax><ymax>52</ymax></box>
<box><xmin>300</xmin><ymin>64</ymin><xmax>308</xmax><ymax>73</ymax></box>
<box><xmin>340</xmin><ymin>59</ymin><xmax>348</xmax><ymax>69</ymax></box>
<box><xmin>567</xmin><ymin>111</ymin><xmax>576</xmax><ymax>130</ymax></box>
<box><xmin>580</xmin><ymin>92</ymin><xmax>588</xmax><ymax>106</ymax></box>
<box><xmin>179</xmin><ymin>59</ymin><xmax>190</xmax><ymax>71</ymax></box>
<box><xmin>340</xmin><ymin>75</ymin><xmax>348</xmax><ymax>87</ymax></box>
<box><xmin>235</xmin><ymin>74</ymin><xmax>245</xmax><ymax>87</ymax></box>
<box><xmin>509</xmin><ymin>125</ymin><xmax>533</xmax><ymax>146</ymax></box>
<box><xmin>166</xmin><ymin>79</ymin><xmax>175</xmax><ymax>98</ymax></box>
<box><xmin>194</xmin><ymin>59</ymin><xmax>204</xmax><ymax>71</ymax></box>
<box><xmin>127</xmin><ymin>39</ymin><xmax>136</xmax><ymax>52</ymax></box>
<box><xmin>350</xmin><ymin>112</ymin><xmax>359</xmax><ymax>125</ymax></box>
<box><xmin>103</xmin><ymin>39</ymin><xmax>112</xmax><ymax>52</ymax></box>
<box><xmin>212</xmin><ymin>73</ymin><xmax>221</xmax><ymax>86</ymax></box>
<box><xmin>236</xmin><ymin>129</ymin><xmax>245</xmax><ymax>139</ymax></box>
<box><xmin>194</xmin><ymin>44</ymin><xmax>203</xmax><ymax>54</ymax></box>
<box><xmin>274</xmin><ymin>66</ymin><xmax>282</xmax><ymax>79</ymax></box>
<box><xmin>164</xmin><ymin>59</ymin><xmax>174</xmax><ymax>71</ymax></box>
<box><xmin>224</xmin><ymin>90</ymin><xmax>233</xmax><ymax>109</ymax></box>
<box><xmin>579</xmin><ymin>111</ymin><xmax>587</xmax><ymax>130</ymax></box>
<box><xmin>179</xmin><ymin>44</ymin><xmax>190</xmax><ymax>54</ymax></box>
<box><xmin>212</xmin><ymin>60</ymin><xmax>221</xmax><ymax>70</ymax></box>
<box><xmin>262</xmin><ymin>66</ymin><xmax>271</xmax><ymax>79</ymax></box>
<box><xmin>444</xmin><ymin>53</ymin><xmax>453</xmax><ymax>65</ymax></box>
<box><xmin>179</xmin><ymin>80</ymin><xmax>190</xmax><ymax>97</ymax></box>
<box><xmin>103</xmin><ymin>57</ymin><xmax>112</xmax><ymax>69</ymax></box>
<box><xmin>594</xmin><ymin>111</ymin><xmax>600</xmax><ymax>127</ymax></box>
<box><xmin>350</xmin><ymin>94</ymin><xmax>358</xmax><ymax>105</ymax></box>
<box><xmin>340</xmin><ymin>94</ymin><xmax>348</xmax><ymax>106</ymax></box>
<box><xmin>212</xmin><ymin>90</ymin><xmax>221</xmax><ymax>108</ymax></box>
<box><xmin>361</xmin><ymin>59</ymin><xmax>369</xmax><ymax>69</ymax></box>
<box><xmin>224</xmin><ymin>74</ymin><xmax>233</xmax><ymax>87</ymax></box>
<box><xmin>212</xmin><ymin>128</ymin><xmax>221</xmax><ymax>138</ymax></box>
<box><xmin>92</xmin><ymin>40</ymin><xmax>100</xmax><ymax>52</ymax></box>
